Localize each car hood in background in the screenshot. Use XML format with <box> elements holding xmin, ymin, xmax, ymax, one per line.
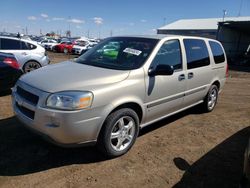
<box><xmin>19</xmin><ymin>61</ymin><xmax>130</xmax><ymax>93</ymax></box>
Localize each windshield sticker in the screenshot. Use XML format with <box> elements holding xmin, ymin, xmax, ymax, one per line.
<box><xmin>123</xmin><ymin>48</ymin><xmax>142</xmax><ymax>56</ymax></box>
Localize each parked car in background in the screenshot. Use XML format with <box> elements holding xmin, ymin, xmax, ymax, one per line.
<box><xmin>39</xmin><ymin>39</ymin><xmax>58</xmax><ymax>49</ymax></box>
<box><xmin>12</xmin><ymin>35</ymin><xmax>227</xmax><ymax>157</ymax></box>
<box><xmin>0</xmin><ymin>36</ymin><xmax>50</xmax><ymax>73</ymax></box>
<box><xmin>0</xmin><ymin>52</ymin><xmax>22</xmax><ymax>92</ymax></box>
<box><xmin>53</xmin><ymin>41</ymin><xmax>74</xmax><ymax>53</ymax></box>
<box><xmin>71</xmin><ymin>41</ymin><xmax>95</xmax><ymax>55</ymax></box>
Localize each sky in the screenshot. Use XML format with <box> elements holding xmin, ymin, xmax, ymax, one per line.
<box><xmin>0</xmin><ymin>0</ymin><xmax>250</xmax><ymax>38</ymax></box>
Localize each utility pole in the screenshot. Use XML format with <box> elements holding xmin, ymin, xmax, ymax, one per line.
<box><xmin>25</xmin><ymin>26</ymin><xmax>28</xmax><ymax>35</ymax></box>
<box><xmin>110</xmin><ymin>30</ymin><xmax>113</xmax><ymax>37</ymax></box>
<box><xmin>222</xmin><ymin>10</ymin><xmax>227</xmax><ymax>22</ymax></box>
<box><xmin>68</xmin><ymin>16</ymin><xmax>71</xmax><ymax>37</ymax></box>
<box><xmin>163</xmin><ymin>17</ymin><xmax>166</xmax><ymax>26</ymax></box>
<box><xmin>238</xmin><ymin>0</ymin><xmax>243</xmax><ymax>17</ymax></box>
<box><xmin>87</xmin><ymin>29</ymin><xmax>90</xmax><ymax>38</ymax></box>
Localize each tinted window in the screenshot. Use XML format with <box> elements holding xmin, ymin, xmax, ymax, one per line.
<box><xmin>26</xmin><ymin>42</ymin><xmax>37</xmax><ymax>50</ymax></box>
<box><xmin>209</xmin><ymin>41</ymin><xmax>225</xmax><ymax>64</ymax></box>
<box><xmin>151</xmin><ymin>39</ymin><xmax>182</xmax><ymax>70</ymax></box>
<box><xmin>184</xmin><ymin>39</ymin><xmax>210</xmax><ymax>69</ymax></box>
<box><xmin>0</xmin><ymin>38</ymin><xmax>21</xmax><ymax>50</ymax></box>
<box><xmin>21</xmin><ymin>42</ymin><xmax>29</xmax><ymax>50</ymax></box>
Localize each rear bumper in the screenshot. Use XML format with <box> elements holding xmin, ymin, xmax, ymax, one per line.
<box><xmin>40</xmin><ymin>55</ymin><xmax>50</xmax><ymax>66</ymax></box>
<box><xmin>0</xmin><ymin>69</ymin><xmax>22</xmax><ymax>91</ymax></box>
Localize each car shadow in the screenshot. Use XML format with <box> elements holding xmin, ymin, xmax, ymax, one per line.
<box><xmin>0</xmin><ymin>117</ymin><xmax>107</xmax><ymax>176</ymax></box>
<box><xmin>172</xmin><ymin>126</ymin><xmax>250</xmax><ymax>188</ymax></box>
<box><xmin>140</xmin><ymin>104</ymin><xmax>204</xmax><ymax>136</ymax></box>
<box><xmin>0</xmin><ymin>105</ymin><xmax>205</xmax><ymax>176</ymax></box>
<box><xmin>0</xmin><ymin>89</ymin><xmax>11</xmax><ymax>97</ymax></box>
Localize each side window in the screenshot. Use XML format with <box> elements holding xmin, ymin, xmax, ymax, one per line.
<box><xmin>151</xmin><ymin>39</ymin><xmax>182</xmax><ymax>70</ymax></box>
<box><xmin>1</xmin><ymin>38</ymin><xmax>21</xmax><ymax>50</ymax></box>
<box><xmin>21</xmin><ymin>42</ymin><xmax>29</xmax><ymax>50</ymax></box>
<box><xmin>184</xmin><ymin>39</ymin><xmax>210</xmax><ymax>69</ymax></box>
<box><xmin>209</xmin><ymin>41</ymin><xmax>225</xmax><ymax>64</ymax></box>
<box><xmin>26</xmin><ymin>42</ymin><xmax>37</xmax><ymax>50</ymax></box>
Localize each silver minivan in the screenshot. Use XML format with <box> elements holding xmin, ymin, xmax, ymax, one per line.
<box><xmin>12</xmin><ymin>35</ymin><xmax>227</xmax><ymax>157</ymax></box>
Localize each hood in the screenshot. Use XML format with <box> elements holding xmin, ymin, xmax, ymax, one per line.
<box><xmin>20</xmin><ymin>61</ymin><xmax>130</xmax><ymax>93</ymax></box>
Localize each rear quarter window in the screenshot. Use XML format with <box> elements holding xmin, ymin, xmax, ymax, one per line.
<box><xmin>184</xmin><ymin>39</ymin><xmax>210</xmax><ymax>69</ymax></box>
<box><xmin>209</xmin><ymin>41</ymin><xmax>225</xmax><ymax>64</ymax></box>
<box><xmin>26</xmin><ymin>42</ymin><xmax>37</xmax><ymax>50</ymax></box>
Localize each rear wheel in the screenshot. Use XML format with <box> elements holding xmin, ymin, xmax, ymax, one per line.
<box><xmin>202</xmin><ymin>85</ymin><xmax>219</xmax><ymax>112</ymax></box>
<box><xmin>98</xmin><ymin>108</ymin><xmax>139</xmax><ymax>158</ymax></box>
<box><xmin>23</xmin><ymin>61</ymin><xmax>41</xmax><ymax>73</ymax></box>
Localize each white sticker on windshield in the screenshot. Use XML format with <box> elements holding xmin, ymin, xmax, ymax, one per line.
<box><xmin>123</xmin><ymin>48</ymin><xmax>142</xmax><ymax>56</ymax></box>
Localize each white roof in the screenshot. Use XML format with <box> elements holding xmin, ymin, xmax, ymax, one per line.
<box><xmin>158</xmin><ymin>16</ymin><xmax>250</xmax><ymax>30</ymax></box>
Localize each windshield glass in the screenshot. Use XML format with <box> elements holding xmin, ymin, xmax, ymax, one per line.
<box><xmin>75</xmin><ymin>37</ymin><xmax>159</xmax><ymax>70</ymax></box>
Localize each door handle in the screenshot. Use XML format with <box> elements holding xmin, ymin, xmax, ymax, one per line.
<box><xmin>178</xmin><ymin>74</ymin><xmax>185</xmax><ymax>81</ymax></box>
<box><xmin>188</xmin><ymin>72</ymin><xmax>194</xmax><ymax>79</ymax></box>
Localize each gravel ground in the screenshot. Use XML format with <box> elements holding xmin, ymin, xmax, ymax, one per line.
<box><xmin>0</xmin><ymin>52</ymin><xmax>250</xmax><ymax>188</ymax></box>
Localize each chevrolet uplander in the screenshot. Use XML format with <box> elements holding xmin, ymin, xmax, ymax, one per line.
<box><xmin>12</xmin><ymin>35</ymin><xmax>227</xmax><ymax>157</ymax></box>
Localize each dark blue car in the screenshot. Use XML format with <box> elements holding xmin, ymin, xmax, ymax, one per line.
<box><xmin>0</xmin><ymin>52</ymin><xmax>22</xmax><ymax>92</ymax></box>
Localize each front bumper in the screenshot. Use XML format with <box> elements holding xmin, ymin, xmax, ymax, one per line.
<box><xmin>12</xmin><ymin>81</ymin><xmax>107</xmax><ymax>146</ymax></box>
<box><xmin>71</xmin><ymin>48</ymin><xmax>81</xmax><ymax>55</ymax></box>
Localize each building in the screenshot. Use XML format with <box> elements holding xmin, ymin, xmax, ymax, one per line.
<box><xmin>157</xmin><ymin>17</ymin><xmax>250</xmax><ymax>61</ymax></box>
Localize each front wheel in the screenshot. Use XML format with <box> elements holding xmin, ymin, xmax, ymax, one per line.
<box><xmin>97</xmin><ymin>108</ymin><xmax>139</xmax><ymax>158</ymax></box>
<box><xmin>202</xmin><ymin>85</ymin><xmax>219</xmax><ymax>112</ymax></box>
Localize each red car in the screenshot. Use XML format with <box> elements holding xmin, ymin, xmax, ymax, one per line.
<box><xmin>53</xmin><ymin>41</ymin><xmax>74</xmax><ymax>53</ymax></box>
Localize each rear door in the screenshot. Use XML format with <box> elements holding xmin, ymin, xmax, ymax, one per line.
<box><xmin>0</xmin><ymin>38</ymin><xmax>30</xmax><ymax>67</ymax></box>
<box><xmin>182</xmin><ymin>39</ymin><xmax>213</xmax><ymax>107</ymax></box>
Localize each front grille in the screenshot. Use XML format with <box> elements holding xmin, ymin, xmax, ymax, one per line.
<box><xmin>16</xmin><ymin>102</ymin><xmax>35</xmax><ymax>120</ymax></box>
<box><xmin>16</xmin><ymin>86</ymin><xmax>39</xmax><ymax>105</ymax></box>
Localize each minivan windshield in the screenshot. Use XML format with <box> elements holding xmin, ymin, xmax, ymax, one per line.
<box><xmin>75</xmin><ymin>37</ymin><xmax>159</xmax><ymax>70</ymax></box>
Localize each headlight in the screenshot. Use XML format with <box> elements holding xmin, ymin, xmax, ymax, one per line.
<box><xmin>46</xmin><ymin>91</ymin><xmax>93</xmax><ymax>110</ymax></box>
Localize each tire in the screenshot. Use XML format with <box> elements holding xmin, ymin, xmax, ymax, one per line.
<box><xmin>23</xmin><ymin>61</ymin><xmax>41</xmax><ymax>73</ymax></box>
<box><xmin>201</xmin><ymin>85</ymin><xmax>219</xmax><ymax>112</ymax></box>
<box><xmin>64</xmin><ymin>48</ymin><xmax>68</xmax><ymax>54</ymax></box>
<box><xmin>97</xmin><ymin>108</ymin><xmax>139</xmax><ymax>158</ymax></box>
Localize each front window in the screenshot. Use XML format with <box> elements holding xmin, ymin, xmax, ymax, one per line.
<box><xmin>75</xmin><ymin>37</ymin><xmax>159</xmax><ymax>70</ymax></box>
<box><xmin>151</xmin><ymin>39</ymin><xmax>182</xmax><ymax>71</ymax></box>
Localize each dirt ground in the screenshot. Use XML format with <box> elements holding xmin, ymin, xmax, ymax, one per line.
<box><xmin>0</xmin><ymin>52</ymin><xmax>250</xmax><ymax>188</ymax></box>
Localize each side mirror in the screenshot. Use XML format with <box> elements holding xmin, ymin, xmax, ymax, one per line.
<box><xmin>148</xmin><ymin>64</ymin><xmax>174</xmax><ymax>76</ymax></box>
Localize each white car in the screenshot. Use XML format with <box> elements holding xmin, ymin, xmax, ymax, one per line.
<box><xmin>0</xmin><ymin>36</ymin><xmax>50</xmax><ymax>73</ymax></box>
<box><xmin>71</xmin><ymin>43</ymin><xmax>93</xmax><ymax>55</ymax></box>
<box><xmin>39</xmin><ymin>39</ymin><xmax>58</xmax><ymax>50</ymax></box>
<box><xmin>38</xmin><ymin>39</ymin><xmax>57</xmax><ymax>46</ymax></box>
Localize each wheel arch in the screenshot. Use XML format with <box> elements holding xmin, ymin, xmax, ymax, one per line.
<box><xmin>211</xmin><ymin>80</ymin><xmax>220</xmax><ymax>90</ymax></box>
<box><xmin>96</xmin><ymin>101</ymin><xmax>144</xmax><ymax>141</ymax></box>
<box><xmin>23</xmin><ymin>60</ymin><xmax>41</xmax><ymax>72</ymax></box>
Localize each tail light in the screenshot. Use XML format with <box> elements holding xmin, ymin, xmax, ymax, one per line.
<box><xmin>226</xmin><ymin>63</ymin><xmax>229</xmax><ymax>77</ymax></box>
<box><xmin>3</xmin><ymin>58</ymin><xmax>20</xmax><ymax>69</ymax></box>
